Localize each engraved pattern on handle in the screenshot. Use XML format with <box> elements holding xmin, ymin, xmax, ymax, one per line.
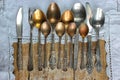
<box><xmin>17</xmin><ymin>38</ymin><xmax>23</xmax><ymax>70</ymax></box>
<box><xmin>28</xmin><ymin>28</ymin><xmax>33</xmax><ymax>71</ymax></box>
<box><xmin>63</xmin><ymin>33</ymin><xmax>67</xmax><ymax>71</ymax></box>
<box><xmin>86</xmin><ymin>35</ymin><xmax>93</xmax><ymax>74</ymax></box>
<box><xmin>95</xmin><ymin>30</ymin><xmax>102</xmax><ymax>72</ymax></box>
<box><xmin>38</xmin><ymin>30</ymin><xmax>42</xmax><ymax>71</ymax></box>
<box><xmin>74</xmin><ymin>29</ymin><xmax>79</xmax><ymax>70</ymax></box>
<box><xmin>70</xmin><ymin>37</ymin><xmax>74</xmax><ymax>68</ymax></box>
<box><xmin>49</xmin><ymin>29</ymin><xmax>56</xmax><ymax>70</ymax></box>
<box><xmin>57</xmin><ymin>37</ymin><xmax>61</xmax><ymax>69</ymax></box>
<box><xmin>80</xmin><ymin>38</ymin><xmax>85</xmax><ymax>69</ymax></box>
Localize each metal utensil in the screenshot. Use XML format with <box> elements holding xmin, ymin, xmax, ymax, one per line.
<box><xmin>79</xmin><ymin>23</ymin><xmax>89</xmax><ymax>70</ymax></box>
<box><xmin>71</xmin><ymin>2</ymin><xmax>86</xmax><ymax>71</ymax></box>
<box><xmin>41</xmin><ymin>21</ymin><xmax>51</xmax><ymax>68</ymax></box>
<box><xmin>16</xmin><ymin>7</ymin><xmax>23</xmax><ymax>70</ymax></box>
<box><xmin>90</xmin><ymin>8</ymin><xmax>105</xmax><ymax>72</ymax></box>
<box><xmin>27</xmin><ymin>8</ymin><xmax>35</xmax><ymax>71</ymax></box>
<box><xmin>47</xmin><ymin>2</ymin><xmax>61</xmax><ymax>70</ymax></box>
<box><xmin>32</xmin><ymin>9</ymin><xmax>46</xmax><ymax>70</ymax></box>
<box><xmin>86</xmin><ymin>2</ymin><xmax>93</xmax><ymax>74</ymax></box>
<box><xmin>67</xmin><ymin>22</ymin><xmax>76</xmax><ymax>68</ymax></box>
<box><xmin>61</xmin><ymin>10</ymin><xmax>74</xmax><ymax>71</ymax></box>
<box><xmin>55</xmin><ymin>22</ymin><xmax>65</xmax><ymax>69</ymax></box>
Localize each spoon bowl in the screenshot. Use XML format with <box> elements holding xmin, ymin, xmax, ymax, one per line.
<box><xmin>71</xmin><ymin>2</ymin><xmax>86</xmax><ymax>26</ymax></box>
<box><xmin>47</xmin><ymin>2</ymin><xmax>61</xmax><ymax>27</ymax></box>
<box><xmin>91</xmin><ymin>8</ymin><xmax>105</xmax><ymax>29</ymax></box>
<box><xmin>61</xmin><ymin>10</ymin><xmax>74</xmax><ymax>30</ymax></box>
<box><xmin>32</xmin><ymin>9</ymin><xmax>46</xmax><ymax>28</ymax></box>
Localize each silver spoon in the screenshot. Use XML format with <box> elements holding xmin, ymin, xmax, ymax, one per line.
<box><xmin>71</xmin><ymin>2</ymin><xmax>86</xmax><ymax>70</ymax></box>
<box><xmin>91</xmin><ymin>8</ymin><xmax>105</xmax><ymax>72</ymax></box>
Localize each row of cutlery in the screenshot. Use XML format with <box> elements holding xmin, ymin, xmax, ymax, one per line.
<box><xmin>16</xmin><ymin>2</ymin><xmax>105</xmax><ymax>75</ymax></box>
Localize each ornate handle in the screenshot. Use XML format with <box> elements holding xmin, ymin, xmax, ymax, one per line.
<box><xmin>17</xmin><ymin>38</ymin><xmax>23</xmax><ymax>70</ymax></box>
<box><xmin>86</xmin><ymin>35</ymin><xmax>93</xmax><ymax>74</ymax></box>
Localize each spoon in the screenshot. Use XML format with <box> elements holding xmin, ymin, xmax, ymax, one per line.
<box><xmin>90</xmin><ymin>8</ymin><xmax>105</xmax><ymax>72</ymax></box>
<box><xmin>61</xmin><ymin>10</ymin><xmax>74</xmax><ymax>71</ymax></box>
<box><xmin>32</xmin><ymin>9</ymin><xmax>46</xmax><ymax>71</ymax></box>
<box><xmin>55</xmin><ymin>22</ymin><xmax>65</xmax><ymax>69</ymax></box>
<box><xmin>67</xmin><ymin>22</ymin><xmax>76</xmax><ymax>68</ymax></box>
<box><xmin>47</xmin><ymin>2</ymin><xmax>61</xmax><ymax>70</ymax></box>
<box><xmin>41</xmin><ymin>21</ymin><xmax>51</xmax><ymax>68</ymax></box>
<box><xmin>79</xmin><ymin>22</ymin><xmax>89</xmax><ymax>70</ymax></box>
<box><xmin>71</xmin><ymin>2</ymin><xmax>86</xmax><ymax>70</ymax></box>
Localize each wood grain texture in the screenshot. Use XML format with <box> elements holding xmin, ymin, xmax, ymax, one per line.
<box><xmin>13</xmin><ymin>40</ymin><xmax>108</xmax><ymax>80</ymax></box>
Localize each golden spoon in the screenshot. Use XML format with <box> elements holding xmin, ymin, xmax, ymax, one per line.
<box><xmin>55</xmin><ymin>22</ymin><xmax>65</xmax><ymax>69</ymax></box>
<box><xmin>41</xmin><ymin>21</ymin><xmax>51</xmax><ymax>68</ymax></box>
<box><xmin>32</xmin><ymin>9</ymin><xmax>46</xmax><ymax>71</ymax></box>
<box><xmin>47</xmin><ymin>2</ymin><xmax>61</xmax><ymax>70</ymax></box>
<box><xmin>79</xmin><ymin>22</ymin><xmax>89</xmax><ymax>70</ymax></box>
<box><xmin>61</xmin><ymin>10</ymin><xmax>74</xmax><ymax>71</ymax></box>
<box><xmin>67</xmin><ymin>22</ymin><xmax>77</xmax><ymax>68</ymax></box>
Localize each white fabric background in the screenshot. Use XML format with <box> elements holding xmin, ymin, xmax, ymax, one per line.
<box><xmin>0</xmin><ymin>0</ymin><xmax>120</xmax><ymax>80</ymax></box>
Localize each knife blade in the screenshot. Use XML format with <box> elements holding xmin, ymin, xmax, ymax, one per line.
<box><xmin>16</xmin><ymin>7</ymin><xmax>23</xmax><ymax>70</ymax></box>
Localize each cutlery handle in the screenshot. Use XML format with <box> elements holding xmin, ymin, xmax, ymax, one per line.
<box><xmin>70</xmin><ymin>38</ymin><xmax>74</xmax><ymax>68</ymax></box>
<box><xmin>57</xmin><ymin>37</ymin><xmax>61</xmax><ymax>69</ymax></box>
<box><xmin>28</xmin><ymin>29</ymin><xmax>33</xmax><ymax>71</ymax></box>
<box><xmin>49</xmin><ymin>29</ymin><xmax>56</xmax><ymax>70</ymax></box>
<box><xmin>80</xmin><ymin>38</ymin><xmax>85</xmax><ymax>69</ymax></box>
<box><xmin>74</xmin><ymin>29</ymin><xmax>79</xmax><ymax>70</ymax></box>
<box><xmin>44</xmin><ymin>38</ymin><xmax>47</xmax><ymax>68</ymax></box>
<box><xmin>38</xmin><ymin>30</ymin><xmax>42</xmax><ymax>71</ymax></box>
<box><xmin>63</xmin><ymin>33</ymin><xmax>67</xmax><ymax>71</ymax></box>
<box><xmin>86</xmin><ymin>35</ymin><xmax>93</xmax><ymax>74</ymax></box>
<box><xmin>95</xmin><ymin>31</ymin><xmax>102</xmax><ymax>72</ymax></box>
<box><xmin>17</xmin><ymin>38</ymin><xmax>23</xmax><ymax>70</ymax></box>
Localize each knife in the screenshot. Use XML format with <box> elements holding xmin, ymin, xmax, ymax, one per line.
<box><xmin>86</xmin><ymin>2</ymin><xmax>93</xmax><ymax>74</ymax></box>
<box><xmin>16</xmin><ymin>8</ymin><xmax>23</xmax><ymax>70</ymax></box>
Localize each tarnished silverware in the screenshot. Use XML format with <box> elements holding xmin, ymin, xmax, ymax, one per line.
<box><xmin>16</xmin><ymin>7</ymin><xmax>23</xmax><ymax>70</ymax></box>
<box><xmin>27</xmin><ymin>8</ymin><xmax>35</xmax><ymax>71</ymax></box>
<box><xmin>86</xmin><ymin>2</ymin><xmax>93</xmax><ymax>74</ymax></box>
<box><xmin>79</xmin><ymin>23</ymin><xmax>89</xmax><ymax>70</ymax></box>
<box><xmin>55</xmin><ymin>22</ymin><xmax>65</xmax><ymax>69</ymax></box>
<box><xmin>71</xmin><ymin>2</ymin><xmax>86</xmax><ymax>71</ymax></box>
<box><xmin>41</xmin><ymin>21</ymin><xmax>51</xmax><ymax>68</ymax></box>
<box><xmin>32</xmin><ymin>9</ymin><xmax>46</xmax><ymax>70</ymax></box>
<box><xmin>47</xmin><ymin>2</ymin><xmax>61</xmax><ymax>70</ymax></box>
<box><xmin>61</xmin><ymin>10</ymin><xmax>74</xmax><ymax>71</ymax></box>
<box><xmin>90</xmin><ymin>8</ymin><xmax>105</xmax><ymax>72</ymax></box>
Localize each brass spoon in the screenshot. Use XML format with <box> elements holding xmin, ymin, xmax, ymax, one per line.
<box><xmin>61</xmin><ymin>10</ymin><xmax>74</xmax><ymax>71</ymax></box>
<box><xmin>47</xmin><ymin>2</ymin><xmax>61</xmax><ymax>70</ymax></box>
<box><xmin>32</xmin><ymin>9</ymin><xmax>46</xmax><ymax>71</ymax></box>
<box><xmin>55</xmin><ymin>22</ymin><xmax>65</xmax><ymax>69</ymax></box>
<box><xmin>67</xmin><ymin>22</ymin><xmax>77</xmax><ymax>68</ymax></box>
<box><xmin>41</xmin><ymin>21</ymin><xmax>51</xmax><ymax>68</ymax></box>
<box><xmin>79</xmin><ymin>23</ymin><xmax>89</xmax><ymax>70</ymax></box>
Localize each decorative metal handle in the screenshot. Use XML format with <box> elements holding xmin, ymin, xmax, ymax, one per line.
<box><xmin>80</xmin><ymin>38</ymin><xmax>85</xmax><ymax>69</ymax></box>
<box><xmin>17</xmin><ymin>38</ymin><xmax>23</xmax><ymax>70</ymax></box>
<box><xmin>28</xmin><ymin>28</ymin><xmax>33</xmax><ymax>71</ymax></box>
<box><xmin>70</xmin><ymin>38</ymin><xmax>74</xmax><ymax>68</ymax></box>
<box><xmin>44</xmin><ymin>38</ymin><xmax>47</xmax><ymax>68</ymax></box>
<box><xmin>57</xmin><ymin>37</ymin><xmax>61</xmax><ymax>69</ymax></box>
<box><xmin>63</xmin><ymin>33</ymin><xmax>67</xmax><ymax>71</ymax></box>
<box><xmin>49</xmin><ymin>29</ymin><xmax>56</xmax><ymax>70</ymax></box>
<box><xmin>86</xmin><ymin>35</ymin><xmax>93</xmax><ymax>74</ymax></box>
<box><xmin>74</xmin><ymin>29</ymin><xmax>79</xmax><ymax>70</ymax></box>
<box><xmin>95</xmin><ymin>31</ymin><xmax>102</xmax><ymax>72</ymax></box>
<box><xmin>38</xmin><ymin>30</ymin><xmax>42</xmax><ymax>71</ymax></box>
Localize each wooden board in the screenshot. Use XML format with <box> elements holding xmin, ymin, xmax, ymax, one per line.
<box><xmin>13</xmin><ymin>40</ymin><xmax>109</xmax><ymax>80</ymax></box>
